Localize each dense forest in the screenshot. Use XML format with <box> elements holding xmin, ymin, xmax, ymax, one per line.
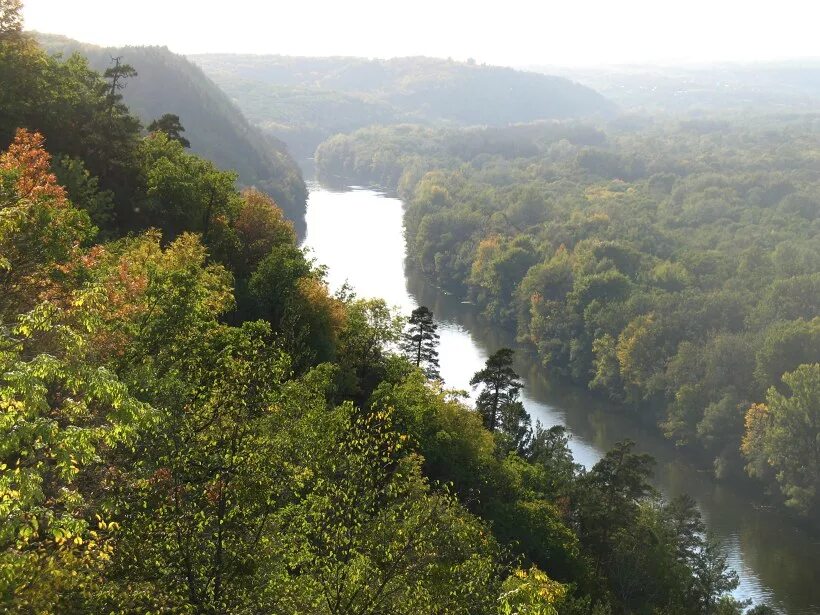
<box><xmin>0</xmin><ymin>2</ymin><xmax>775</xmax><ymax>613</ymax></box>
<box><xmin>191</xmin><ymin>54</ymin><xmax>615</xmax><ymax>156</ymax></box>
<box><xmin>33</xmin><ymin>33</ymin><xmax>308</xmax><ymax>224</ymax></box>
<box><xmin>316</xmin><ymin>117</ymin><xmax>820</xmax><ymax>519</ymax></box>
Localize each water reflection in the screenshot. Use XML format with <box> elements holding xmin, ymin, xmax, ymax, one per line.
<box><xmin>302</xmin><ymin>183</ymin><xmax>820</xmax><ymax>615</ymax></box>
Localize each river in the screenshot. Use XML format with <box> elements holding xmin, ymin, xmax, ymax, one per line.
<box><xmin>301</xmin><ymin>182</ymin><xmax>820</xmax><ymax>614</ymax></box>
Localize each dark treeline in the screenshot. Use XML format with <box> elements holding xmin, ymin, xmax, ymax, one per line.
<box><xmin>1</xmin><ymin>2</ymin><xmax>772</xmax><ymax>613</ymax></box>
<box><xmin>315</xmin><ymin>117</ymin><xmax>820</xmax><ymax>520</ymax></box>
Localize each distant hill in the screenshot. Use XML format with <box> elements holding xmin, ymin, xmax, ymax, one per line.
<box><xmin>34</xmin><ymin>33</ymin><xmax>307</xmax><ymax>222</ymax></box>
<box><xmin>190</xmin><ymin>54</ymin><xmax>616</xmax><ymax>157</ymax></box>
<box><xmin>535</xmin><ymin>59</ymin><xmax>820</xmax><ymax>114</ymax></box>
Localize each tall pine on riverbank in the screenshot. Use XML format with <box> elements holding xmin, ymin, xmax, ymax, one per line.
<box><xmin>401</xmin><ymin>305</ymin><xmax>441</xmax><ymax>379</ymax></box>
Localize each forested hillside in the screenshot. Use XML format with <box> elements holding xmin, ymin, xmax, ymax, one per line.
<box><xmin>540</xmin><ymin>60</ymin><xmax>820</xmax><ymax>113</ymax></box>
<box><xmin>191</xmin><ymin>54</ymin><xmax>616</xmax><ymax>156</ymax></box>
<box><xmin>1</xmin><ymin>3</ymin><xmax>771</xmax><ymax>613</ymax></box>
<box><xmin>34</xmin><ymin>33</ymin><xmax>307</xmax><ymax>222</ymax></box>
<box><xmin>316</xmin><ymin>117</ymin><xmax>820</xmax><ymax>518</ymax></box>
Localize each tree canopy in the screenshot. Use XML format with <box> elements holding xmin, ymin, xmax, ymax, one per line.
<box><xmin>147</xmin><ymin>113</ymin><xmax>190</xmax><ymax>147</ymax></box>
<box><xmin>0</xmin><ymin>5</ymin><xmax>777</xmax><ymax>611</ymax></box>
<box><xmin>317</xmin><ymin>116</ymin><xmax>820</xmax><ymax>518</ymax></box>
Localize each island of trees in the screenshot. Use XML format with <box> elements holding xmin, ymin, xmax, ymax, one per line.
<box><xmin>0</xmin><ymin>2</ymin><xmax>777</xmax><ymax>612</ymax></box>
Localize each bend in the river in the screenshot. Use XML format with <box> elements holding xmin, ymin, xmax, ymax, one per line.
<box><xmin>301</xmin><ymin>180</ymin><xmax>820</xmax><ymax>615</ymax></box>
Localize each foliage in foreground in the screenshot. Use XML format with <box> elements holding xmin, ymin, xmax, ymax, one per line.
<box><xmin>0</xmin><ymin>127</ymin><xmax>762</xmax><ymax>613</ymax></box>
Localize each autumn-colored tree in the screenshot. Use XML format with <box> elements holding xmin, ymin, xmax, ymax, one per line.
<box><xmin>0</xmin><ymin>129</ymin><xmax>94</xmax><ymax>319</ymax></box>
<box><xmin>233</xmin><ymin>188</ymin><xmax>295</xmax><ymax>276</ymax></box>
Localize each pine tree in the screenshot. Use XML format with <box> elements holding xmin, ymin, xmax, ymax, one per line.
<box><xmin>498</xmin><ymin>397</ymin><xmax>532</xmax><ymax>455</ymax></box>
<box><xmin>148</xmin><ymin>113</ymin><xmax>191</xmax><ymax>148</ymax></box>
<box><xmin>401</xmin><ymin>306</ymin><xmax>441</xmax><ymax>379</ymax></box>
<box><xmin>104</xmin><ymin>56</ymin><xmax>138</xmax><ymax>111</ymax></box>
<box><xmin>470</xmin><ymin>348</ymin><xmax>524</xmax><ymax>432</ymax></box>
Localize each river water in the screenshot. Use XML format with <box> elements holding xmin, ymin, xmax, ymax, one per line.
<box><xmin>301</xmin><ymin>182</ymin><xmax>820</xmax><ymax>614</ymax></box>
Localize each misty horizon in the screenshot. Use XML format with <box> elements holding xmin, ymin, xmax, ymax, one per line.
<box><xmin>25</xmin><ymin>30</ymin><xmax>820</xmax><ymax>75</ymax></box>
<box><xmin>22</xmin><ymin>0</ymin><xmax>820</xmax><ymax>69</ymax></box>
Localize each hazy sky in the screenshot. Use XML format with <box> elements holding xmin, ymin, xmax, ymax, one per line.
<box><xmin>23</xmin><ymin>0</ymin><xmax>820</xmax><ymax>67</ymax></box>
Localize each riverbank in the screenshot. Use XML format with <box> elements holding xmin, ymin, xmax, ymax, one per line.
<box><xmin>302</xmin><ymin>179</ymin><xmax>820</xmax><ymax>614</ymax></box>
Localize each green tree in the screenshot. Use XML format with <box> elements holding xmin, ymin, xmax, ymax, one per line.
<box><xmin>0</xmin><ymin>0</ymin><xmax>22</xmax><ymax>38</ymax></box>
<box><xmin>103</xmin><ymin>56</ymin><xmax>137</xmax><ymax>110</ymax></box>
<box><xmin>470</xmin><ymin>348</ymin><xmax>524</xmax><ymax>432</ymax></box>
<box><xmin>576</xmin><ymin>441</ymin><xmax>655</xmax><ymax>573</ymax></box>
<box><xmin>742</xmin><ymin>363</ymin><xmax>820</xmax><ymax>515</ymax></box>
<box><xmin>147</xmin><ymin>113</ymin><xmax>191</xmax><ymax>148</ymax></box>
<box><xmin>369</xmin><ymin>370</ymin><xmax>500</xmax><ymax>501</ymax></box>
<box><xmin>499</xmin><ymin>566</ymin><xmax>568</xmax><ymax>615</ymax></box>
<box><xmin>232</xmin><ymin>188</ymin><xmax>295</xmax><ymax>276</ymax></box>
<box><xmin>246</xmin><ymin>244</ymin><xmax>343</xmax><ymax>369</ymax></box>
<box><xmin>527</xmin><ymin>424</ymin><xmax>579</xmax><ymax>497</ymax></box>
<box><xmin>53</xmin><ymin>155</ymin><xmax>115</xmax><ymax>231</ymax></box>
<box><xmin>401</xmin><ymin>305</ymin><xmax>441</xmax><ymax>379</ymax></box>
<box><xmin>754</xmin><ymin>318</ymin><xmax>820</xmax><ymax>390</ymax></box>
<box><xmin>0</xmin><ymin>303</ymin><xmax>151</xmax><ymax>612</ymax></box>
<box><xmin>137</xmin><ymin>131</ymin><xmax>241</xmax><ymax>242</ymax></box>
<box><xmin>110</xmin><ymin>320</ymin><xmax>292</xmax><ymax>611</ymax></box>
<box><xmin>663</xmin><ymin>495</ymin><xmax>739</xmax><ymax>612</ymax></box>
<box><xmin>336</xmin><ymin>297</ymin><xmax>403</xmax><ymax>403</ymax></box>
<box><xmin>497</xmin><ymin>398</ymin><xmax>533</xmax><ymax>456</ymax></box>
<box><xmin>256</xmin><ymin>406</ymin><xmax>502</xmax><ymax>614</ymax></box>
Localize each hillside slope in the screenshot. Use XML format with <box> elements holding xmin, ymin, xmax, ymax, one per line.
<box><xmin>35</xmin><ymin>33</ymin><xmax>307</xmax><ymax>221</ymax></box>
<box><xmin>191</xmin><ymin>54</ymin><xmax>616</xmax><ymax>156</ymax></box>
<box><xmin>537</xmin><ymin>60</ymin><xmax>820</xmax><ymax>113</ymax></box>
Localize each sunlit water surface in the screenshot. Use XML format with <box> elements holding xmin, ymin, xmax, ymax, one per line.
<box><xmin>302</xmin><ymin>183</ymin><xmax>820</xmax><ymax>614</ymax></box>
